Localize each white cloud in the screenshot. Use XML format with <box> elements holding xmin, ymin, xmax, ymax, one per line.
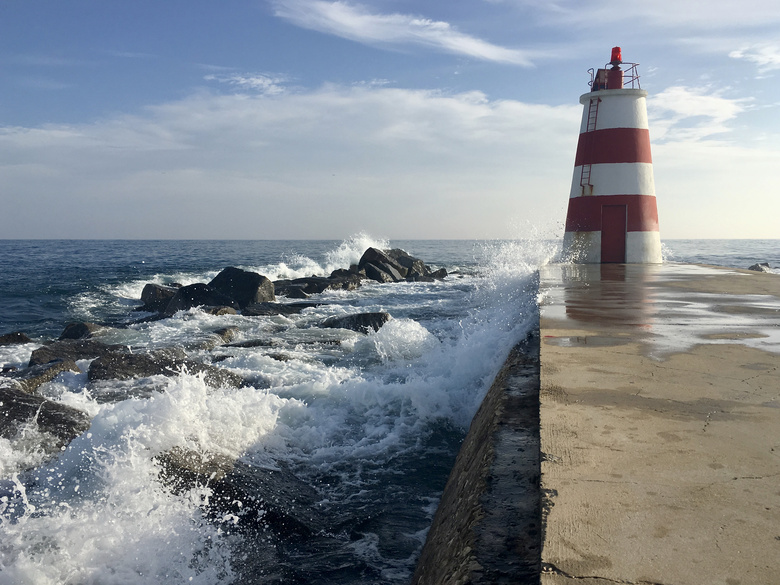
<box><xmin>0</xmin><ymin>85</ymin><xmax>579</xmax><ymax>239</ymax></box>
<box><xmin>1</xmin><ymin>81</ymin><xmax>777</xmax><ymax>239</ymax></box>
<box><xmin>271</xmin><ymin>0</ymin><xmax>535</xmax><ymax>65</ymax></box>
<box><xmin>648</xmin><ymin>86</ymin><xmax>751</xmax><ymax>141</ymax></box>
<box><xmin>204</xmin><ymin>73</ymin><xmax>290</xmax><ymax>95</ymax></box>
<box><xmin>730</xmin><ymin>44</ymin><xmax>780</xmax><ymax>74</ymax></box>
<box><xmin>501</xmin><ymin>0</ymin><xmax>780</xmax><ymax>29</ymax></box>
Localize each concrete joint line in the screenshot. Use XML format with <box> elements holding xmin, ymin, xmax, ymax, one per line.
<box><xmin>542</xmin><ymin>562</ymin><xmax>672</xmax><ymax>585</ymax></box>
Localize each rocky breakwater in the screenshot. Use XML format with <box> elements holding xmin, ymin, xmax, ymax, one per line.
<box><xmin>0</xmin><ymin>247</ymin><xmax>446</xmax><ymax>538</ymax></box>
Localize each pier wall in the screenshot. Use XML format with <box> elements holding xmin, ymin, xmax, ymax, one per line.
<box><xmin>413</xmin><ymin>263</ymin><xmax>780</xmax><ymax>585</ymax></box>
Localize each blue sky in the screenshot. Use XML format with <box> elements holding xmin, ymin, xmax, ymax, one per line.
<box><xmin>2</xmin><ymin>0</ymin><xmax>779</xmax><ymax>239</ymax></box>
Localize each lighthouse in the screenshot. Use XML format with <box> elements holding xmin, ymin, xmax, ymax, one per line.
<box><xmin>562</xmin><ymin>47</ymin><xmax>661</xmax><ymax>263</ymax></box>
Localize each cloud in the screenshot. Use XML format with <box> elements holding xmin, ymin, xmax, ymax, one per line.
<box><xmin>729</xmin><ymin>44</ymin><xmax>780</xmax><ymax>74</ymax></box>
<box><xmin>499</xmin><ymin>0</ymin><xmax>780</xmax><ymax>29</ymax></box>
<box><xmin>204</xmin><ymin>73</ymin><xmax>290</xmax><ymax>95</ymax></box>
<box><xmin>271</xmin><ymin>0</ymin><xmax>535</xmax><ymax>65</ymax></box>
<box><xmin>648</xmin><ymin>86</ymin><xmax>751</xmax><ymax>141</ymax></box>
<box><xmin>1</xmin><ymin>81</ymin><xmax>776</xmax><ymax>240</ymax></box>
<box><xmin>0</xmin><ymin>85</ymin><xmax>579</xmax><ymax>239</ymax></box>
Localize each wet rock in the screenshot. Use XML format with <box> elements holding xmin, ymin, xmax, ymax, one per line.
<box><xmin>275</xmin><ymin>275</ymin><xmax>361</xmax><ymax>297</ymax></box>
<box><xmin>748</xmin><ymin>262</ymin><xmax>772</xmax><ymax>273</ymax></box>
<box><xmin>214</xmin><ymin>327</ymin><xmax>240</xmax><ymax>344</ymax></box>
<box><xmin>363</xmin><ymin>261</ymin><xmax>403</xmax><ymax>283</ymax></box>
<box><xmin>358</xmin><ymin>248</ymin><xmax>407</xmax><ymax>281</ymax></box>
<box><xmin>225</xmin><ymin>339</ymin><xmax>277</xmax><ymax>349</ymax></box>
<box><xmin>202</xmin><ymin>306</ymin><xmax>239</xmax><ymax>316</ymax></box>
<box><xmin>0</xmin><ymin>386</ymin><xmax>91</xmax><ymax>449</ymax></box>
<box><xmin>59</xmin><ymin>322</ymin><xmax>106</xmax><ymax>340</ymax></box>
<box><xmin>281</xmin><ymin>285</ymin><xmax>310</xmax><ymax>299</ymax></box>
<box><xmin>386</xmin><ymin>248</ymin><xmax>429</xmax><ymax>277</ymax></box>
<box><xmin>157</xmin><ymin>449</ymin><xmax>323</xmax><ymax>539</ymax></box>
<box><xmin>88</xmin><ymin>348</ymin><xmax>244</xmax><ymax>388</ymax></box>
<box><xmin>29</xmin><ymin>339</ymin><xmax>125</xmax><ymax>367</ymax></box>
<box><xmin>0</xmin><ymin>359</ymin><xmax>81</xmax><ymax>394</ymax></box>
<box><xmin>208</xmin><ymin>267</ymin><xmax>275</xmax><ymax>308</ymax></box>
<box><xmin>357</xmin><ymin>247</ymin><xmax>446</xmax><ymax>283</ymax></box>
<box><xmin>88</xmin><ymin>347</ymin><xmax>187</xmax><ymax>381</ymax></box>
<box><xmin>0</xmin><ymin>332</ymin><xmax>32</xmax><ymax>346</ymax></box>
<box><xmin>164</xmin><ymin>283</ymin><xmax>240</xmax><ymax>316</ymax></box>
<box><xmin>137</xmin><ymin>283</ymin><xmax>180</xmax><ymax>312</ymax></box>
<box><xmin>321</xmin><ymin>312</ymin><xmax>391</xmax><ymax>333</ymax></box>
<box><xmin>242</xmin><ymin>302</ymin><xmax>322</xmax><ymax>317</ymax></box>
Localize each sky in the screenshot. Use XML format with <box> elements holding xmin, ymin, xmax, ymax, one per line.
<box><xmin>1</xmin><ymin>0</ymin><xmax>779</xmax><ymax>240</ymax></box>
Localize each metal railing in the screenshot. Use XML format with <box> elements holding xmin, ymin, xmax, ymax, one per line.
<box><xmin>587</xmin><ymin>63</ymin><xmax>641</xmax><ymax>90</ymax></box>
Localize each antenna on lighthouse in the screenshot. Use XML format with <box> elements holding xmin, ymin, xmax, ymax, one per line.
<box><xmin>563</xmin><ymin>47</ymin><xmax>661</xmax><ymax>264</ymax></box>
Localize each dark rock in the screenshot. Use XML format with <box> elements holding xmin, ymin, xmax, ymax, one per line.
<box><xmin>225</xmin><ymin>339</ymin><xmax>277</xmax><ymax>349</ymax></box>
<box><xmin>429</xmin><ymin>268</ymin><xmax>448</xmax><ymax>280</ymax></box>
<box><xmin>363</xmin><ymin>261</ymin><xmax>401</xmax><ymax>283</ymax></box>
<box><xmin>164</xmin><ymin>283</ymin><xmax>240</xmax><ymax>316</ymax></box>
<box><xmin>0</xmin><ymin>386</ymin><xmax>91</xmax><ymax>449</ymax></box>
<box><xmin>157</xmin><ymin>449</ymin><xmax>323</xmax><ymax>539</ymax></box>
<box><xmin>275</xmin><ymin>276</ymin><xmax>359</xmax><ymax>296</ymax></box>
<box><xmin>29</xmin><ymin>339</ymin><xmax>125</xmax><ymax>367</ymax></box>
<box><xmin>202</xmin><ymin>306</ymin><xmax>239</xmax><ymax>316</ymax></box>
<box><xmin>748</xmin><ymin>263</ymin><xmax>772</xmax><ymax>273</ymax></box>
<box><xmin>138</xmin><ymin>283</ymin><xmax>180</xmax><ymax>312</ymax></box>
<box><xmin>208</xmin><ymin>267</ymin><xmax>275</xmax><ymax>308</ymax></box>
<box><xmin>1</xmin><ymin>359</ymin><xmax>81</xmax><ymax>394</ymax></box>
<box><xmin>386</xmin><ymin>248</ymin><xmax>429</xmax><ymax>277</ymax></box>
<box><xmin>214</xmin><ymin>327</ymin><xmax>240</xmax><ymax>344</ymax></box>
<box><xmin>358</xmin><ymin>248</ymin><xmax>408</xmax><ymax>278</ymax></box>
<box><xmin>59</xmin><ymin>322</ymin><xmax>105</xmax><ymax>340</ymax></box>
<box><xmin>0</xmin><ymin>332</ymin><xmax>32</xmax><ymax>346</ymax></box>
<box><xmin>243</xmin><ymin>302</ymin><xmax>322</xmax><ymax>317</ymax></box>
<box><xmin>88</xmin><ymin>347</ymin><xmax>187</xmax><ymax>381</ymax></box>
<box><xmin>88</xmin><ymin>348</ymin><xmax>244</xmax><ymax>388</ymax></box>
<box><xmin>321</xmin><ymin>312</ymin><xmax>391</xmax><ymax>333</ymax></box>
<box><xmin>281</xmin><ymin>285</ymin><xmax>310</xmax><ymax>299</ymax></box>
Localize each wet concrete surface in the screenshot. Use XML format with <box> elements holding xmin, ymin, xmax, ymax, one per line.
<box><xmin>539</xmin><ymin>263</ymin><xmax>780</xmax><ymax>585</ymax></box>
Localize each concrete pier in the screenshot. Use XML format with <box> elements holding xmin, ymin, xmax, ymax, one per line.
<box><xmin>539</xmin><ymin>263</ymin><xmax>780</xmax><ymax>585</ymax></box>
<box><xmin>413</xmin><ymin>263</ymin><xmax>780</xmax><ymax>584</ymax></box>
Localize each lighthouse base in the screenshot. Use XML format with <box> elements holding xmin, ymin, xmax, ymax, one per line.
<box><xmin>563</xmin><ymin>231</ymin><xmax>662</xmax><ymax>264</ymax></box>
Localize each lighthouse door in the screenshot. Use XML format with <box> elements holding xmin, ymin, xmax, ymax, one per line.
<box><xmin>601</xmin><ymin>204</ymin><xmax>627</xmax><ymax>263</ymax></box>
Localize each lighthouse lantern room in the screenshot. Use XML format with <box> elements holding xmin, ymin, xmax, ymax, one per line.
<box><xmin>562</xmin><ymin>47</ymin><xmax>662</xmax><ymax>263</ymax></box>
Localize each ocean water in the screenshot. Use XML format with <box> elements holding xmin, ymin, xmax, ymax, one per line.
<box><xmin>0</xmin><ymin>236</ymin><xmax>777</xmax><ymax>584</ymax></box>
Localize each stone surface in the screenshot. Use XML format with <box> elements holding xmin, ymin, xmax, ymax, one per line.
<box><xmin>0</xmin><ymin>332</ymin><xmax>32</xmax><ymax>346</ymax></box>
<box><xmin>1</xmin><ymin>359</ymin><xmax>80</xmax><ymax>394</ymax></box>
<box><xmin>164</xmin><ymin>283</ymin><xmax>240</xmax><ymax>316</ymax></box>
<box><xmin>28</xmin><ymin>339</ymin><xmax>124</xmax><ymax>367</ymax></box>
<box><xmin>321</xmin><ymin>312</ymin><xmax>391</xmax><ymax>333</ymax></box>
<box><xmin>208</xmin><ymin>267</ymin><xmax>275</xmax><ymax>308</ymax></box>
<box><xmin>538</xmin><ymin>264</ymin><xmax>780</xmax><ymax>585</ymax></box>
<box><xmin>242</xmin><ymin>302</ymin><xmax>321</xmax><ymax>317</ymax></box>
<box><xmin>0</xmin><ymin>386</ymin><xmax>91</xmax><ymax>448</ymax></box>
<box><xmin>59</xmin><ymin>322</ymin><xmax>105</xmax><ymax>340</ymax></box>
<box><xmin>413</xmin><ymin>333</ymin><xmax>541</xmax><ymax>585</ymax></box>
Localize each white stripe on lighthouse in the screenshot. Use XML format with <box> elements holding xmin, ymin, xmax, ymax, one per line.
<box><xmin>569</xmin><ymin>162</ymin><xmax>655</xmax><ymax>198</ymax></box>
<box><xmin>578</xmin><ymin>89</ymin><xmax>649</xmax><ymax>132</ymax></box>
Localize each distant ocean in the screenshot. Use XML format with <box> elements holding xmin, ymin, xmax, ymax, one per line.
<box><xmin>0</xmin><ymin>237</ymin><xmax>777</xmax><ymax>584</ymax></box>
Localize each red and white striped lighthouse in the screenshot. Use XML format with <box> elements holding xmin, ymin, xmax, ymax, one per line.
<box><xmin>562</xmin><ymin>47</ymin><xmax>661</xmax><ymax>263</ymax></box>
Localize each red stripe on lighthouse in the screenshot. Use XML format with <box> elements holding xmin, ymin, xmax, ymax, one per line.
<box><xmin>565</xmin><ymin>195</ymin><xmax>659</xmax><ymax>232</ymax></box>
<box><xmin>575</xmin><ymin>128</ymin><xmax>652</xmax><ymax>166</ymax></box>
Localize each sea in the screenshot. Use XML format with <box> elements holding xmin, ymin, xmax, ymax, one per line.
<box><xmin>0</xmin><ymin>236</ymin><xmax>777</xmax><ymax>585</ymax></box>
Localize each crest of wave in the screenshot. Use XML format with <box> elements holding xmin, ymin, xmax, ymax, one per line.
<box><xmin>0</xmin><ymin>374</ymin><xmax>295</xmax><ymax>585</ymax></box>
<box><xmin>323</xmin><ymin>232</ymin><xmax>389</xmax><ymax>274</ymax></box>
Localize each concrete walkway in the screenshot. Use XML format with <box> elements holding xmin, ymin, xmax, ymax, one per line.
<box><xmin>539</xmin><ymin>263</ymin><xmax>780</xmax><ymax>585</ymax></box>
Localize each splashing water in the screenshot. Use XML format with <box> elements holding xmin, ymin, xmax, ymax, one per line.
<box><xmin>0</xmin><ymin>235</ymin><xmax>555</xmax><ymax>584</ymax></box>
